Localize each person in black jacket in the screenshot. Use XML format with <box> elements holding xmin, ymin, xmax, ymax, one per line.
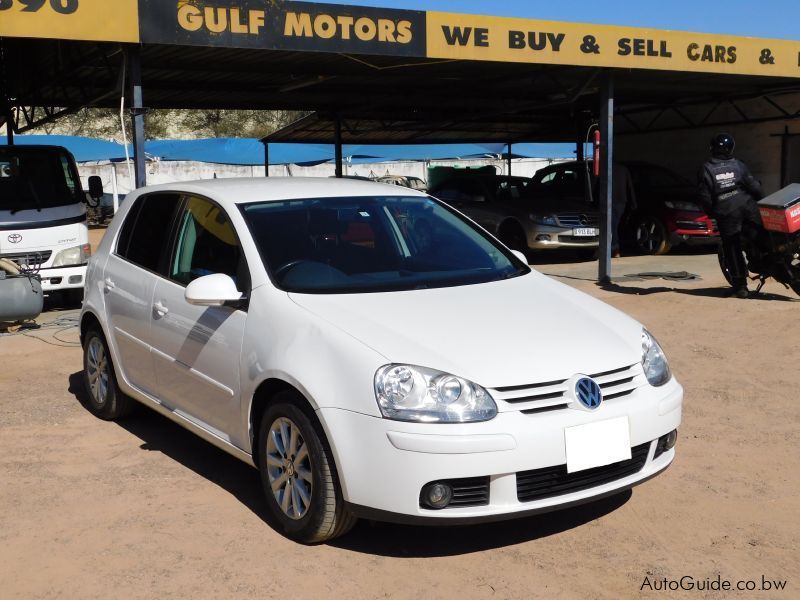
<box><xmin>698</xmin><ymin>133</ymin><xmax>763</xmax><ymax>298</ymax></box>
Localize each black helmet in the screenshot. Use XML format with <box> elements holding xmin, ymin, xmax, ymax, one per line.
<box><xmin>710</xmin><ymin>133</ymin><xmax>735</xmax><ymax>158</ymax></box>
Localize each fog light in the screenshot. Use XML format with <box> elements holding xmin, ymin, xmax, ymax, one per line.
<box><xmin>535</xmin><ymin>234</ymin><xmax>552</xmax><ymax>242</ymax></box>
<box><xmin>68</xmin><ymin>275</ymin><xmax>83</xmax><ymax>284</ymax></box>
<box><xmin>421</xmin><ymin>482</ymin><xmax>453</xmax><ymax>510</ymax></box>
<box><xmin>654</xmin><ymin>429</ymin><xmax>678</xmax><ymax>459</ymax></box>
<box><xmin>663</xmin><ymin>429</ymin><xmax>678</xmax><ymax>450</ymax></box>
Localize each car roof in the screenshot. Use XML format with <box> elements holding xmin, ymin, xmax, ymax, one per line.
<box><xmin>129</xmin><ymin>177</ymin><xmax>429</xmax><ymax>205</ymax></box>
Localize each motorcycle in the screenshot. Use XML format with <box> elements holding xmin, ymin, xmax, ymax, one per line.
<box><xmin>717</xmin><ymin>187</ymin><xmax>800</xmax><ymax>298</ymax></box>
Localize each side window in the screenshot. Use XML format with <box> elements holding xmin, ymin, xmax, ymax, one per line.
<box><xmin>540</xmin><ymin>172</ymin><xmax>557</xmax><ymax>185</ymax></box>
<box><xmin>170</xmin><ymin>196</ymin><xmax>249</xmax><ymax>294</ymax></box>
<box><xmin>59</xmin><ymin>155</ymin><xmax>78</xmax><ymax>195</ymax></box>
<box><xmin>558</xmin><ymin>168</ymin><xmax>583</xmax><ymax>196</ymax></box>
<box><xmin>117</xmin><ymin>193</ymin><xmax>180</xmax><ymax>273</ymax></box>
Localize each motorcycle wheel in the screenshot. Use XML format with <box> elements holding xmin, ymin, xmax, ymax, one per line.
<box><xmin>717</xmin><ymin>245</ymin><xmax>735</xmax><ymax>286</ymax></box>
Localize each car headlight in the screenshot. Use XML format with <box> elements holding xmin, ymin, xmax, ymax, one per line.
<box><xmin>642</xmin><ymin>329</ymin><xmax>671</xmax><ymax>387</ymax></box>
<box><xmin>529</xmin><ymin>213</ymin><xmax>559</xmax><ymax>226</ymax></box>
<box><xmin>52</xmin><ymin>244</ymin><xmax>91</xmax><ymax>267</ymax></box>
<box><xmin>664</xmin><ymin>200</ymin><xmax>702</xmax><ymax>212</ymax></box>
<box><xmin>374</xmin><ymin>365</ymin><xmax>497</xmax><ymax>423</ymax></box>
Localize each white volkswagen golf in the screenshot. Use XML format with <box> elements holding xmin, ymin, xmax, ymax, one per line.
<box><xmin>80</xmin><ymin>178</ymin><xmax>682</xmax><ymax>543</ymax></box>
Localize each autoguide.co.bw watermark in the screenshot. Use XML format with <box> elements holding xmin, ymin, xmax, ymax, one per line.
<box><xmin>640</xmin><ymin>574</ymin><xmax>788</xmax><ymax>593</ymax></box>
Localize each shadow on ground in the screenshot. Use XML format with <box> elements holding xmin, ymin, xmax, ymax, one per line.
<box><xmin>68</xmin><ymin>371</ymin><xmax>632</xmax><ymax>556</ymax></box>
<box><xmin>598</xmin><ymin>282</ymin><xmax>798</xmax><ymax>301</ymax></box>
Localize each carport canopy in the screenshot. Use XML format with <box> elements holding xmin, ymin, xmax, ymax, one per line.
<box><xmin>2</xmin><ymin>0</ymin><xmax>799</xmax><ymax>281</ymax></box>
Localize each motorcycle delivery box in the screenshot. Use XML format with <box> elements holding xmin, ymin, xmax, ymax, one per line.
<box><xmin>759</xmin><ymin>183</ymin><xmax>800</xmax><ymax>234</ymax></box>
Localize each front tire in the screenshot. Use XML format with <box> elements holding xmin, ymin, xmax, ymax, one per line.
<box><xmin>634</xmin><ymin>216</ymin><xmax>671</xmax><ymax>255</ymax></box>
<box><xmin>499</xmin><ymin>221</ymin><xmax>528</xmax><ymax>253</ymax></box>
<box><xmin>257</xmin><ymin>396</ymin><xmax>356</xmax><ymax>544</ymax></box>
<box><xmin>82</xmin><ymin>326</ymin><xmax>135</xmax><ymax>420</ymax></box>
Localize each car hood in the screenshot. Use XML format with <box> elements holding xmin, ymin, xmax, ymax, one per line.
<box><xmin>530</xmin><ymin>198</ymin><xmax>598</xmax><ymax>215</ymax></box>
<box><xmin>288</xmin><ymin>271</ymin><xmax>642</xmax><ymax>388</ymax></box>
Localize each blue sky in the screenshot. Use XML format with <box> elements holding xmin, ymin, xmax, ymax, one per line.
<box><xmin>313</xmin><ymin>0</ymin><xmax>798</xmax><ymax>41</ymax></box>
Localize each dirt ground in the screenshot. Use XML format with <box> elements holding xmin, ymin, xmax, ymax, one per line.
<box><xmin>1</xmin><ymin>233</ymin><xmax>798</xmax><ymax>599</ymax></box>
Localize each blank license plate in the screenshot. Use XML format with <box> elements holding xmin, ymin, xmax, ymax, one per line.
<box><xmin>564</xmin><ymin>417</ymin><xmax>631</xmax><ymax>473</ymax></box>
<box><xmin>573</xmin><ymin>227</ymin><xmax>599</xmax><ymax>237</ymax></box>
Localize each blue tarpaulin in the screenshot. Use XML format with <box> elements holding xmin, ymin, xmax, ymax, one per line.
<box><xmin>12</xmin><ymin>135</ymin><xmax>578</xmax><ymax>166</ymax></box>
<box><xmin>12</xmin><ymin>135</ymin><xmax>129</xmax><ymax>162</ymax></box>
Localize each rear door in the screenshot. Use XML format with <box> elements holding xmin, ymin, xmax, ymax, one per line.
<box><xmin>148</xmin><ymin>195</ymin><xmax>249</xmax><ymax>443</ymax></box>
<box><xmin>103</xmin><ymin>193</ymin><xmax>181</xmax><ymax>397</ymax></box>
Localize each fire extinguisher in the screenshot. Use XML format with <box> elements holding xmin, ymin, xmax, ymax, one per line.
<box><xmin>592</xmin><ymin>129</ymin><xmax>601</xmax><ymax>177</ymax></box>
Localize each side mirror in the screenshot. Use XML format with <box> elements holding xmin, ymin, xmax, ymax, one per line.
<box><xmin>511</xmin><ymin>250</ymin><xmax>528</xmax><ymax>265</ymax></box>
<box><xmin>88</xmin><ymin>175</ymin><xmax>104</xmax><ymax>200</ymax></box>
<box><xmin>185</xmin><ymin>273</ymin><xmax>243</xmax><ymax>307</ymax></box>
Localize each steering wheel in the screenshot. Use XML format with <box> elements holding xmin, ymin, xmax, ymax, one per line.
<box><xmin>274</xmin><ymin>259</ymin><xmax>315</xmax><ymax>279</ymax></box>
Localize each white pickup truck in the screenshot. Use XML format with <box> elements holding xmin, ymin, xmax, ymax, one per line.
<box><xmin>0</xmin><ymin>145</ymin><xmax>99</xmax><ymax>303</ymax></box>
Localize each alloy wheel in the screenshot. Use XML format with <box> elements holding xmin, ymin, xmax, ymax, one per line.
<box><xmin>86</xmin><ymin>337</ymin><xmax>110</xmax><ymax>407</ymax></box>
<box><xmin>266</xmin><ymin>417</ymin><xmax>313</xmax><ymax>520</ymax></box>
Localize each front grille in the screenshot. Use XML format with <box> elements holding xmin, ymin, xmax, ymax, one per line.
<box><xmin>558</xmin><ymin>235</ymin><xmax>599</xmax><ymax>244</ymax></box>
<box><xmin>556</xmin><ymin>213</ymin><xmax>600</xmax><ymax>228</ymax></box>
<box><xmin>420</xmin><ymin>476</ymin><xmax>490</xmax><ymax>509</ymax></box>
<box><xmin>0</xmin><ymin>251</ymin><xmax>52</xmax><ymax>268</ymax></box>
<box><xmin>675</xmin><ymin>221</ymin><xmax>709</xmax><ymax>231</ymax></box>
<box><xmin>516</xmin><ymin>442</ymin><xmax>650</xmax><ymax>503</ymax></box>
<box><xmin>490</xmin><ymin>364</ymin><xmax>642</xmax><ymax>413</ymax></box>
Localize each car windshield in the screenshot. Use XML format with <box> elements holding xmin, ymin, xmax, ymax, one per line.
<box><xmin>241</xmin><ymin>195</ymin><xmax>529</xmax><ymax>294</ymax></box>
<box><xmin>0</xmin><ymin>148</ymin><xmax>84</xmax><ymax>212</ymax></box>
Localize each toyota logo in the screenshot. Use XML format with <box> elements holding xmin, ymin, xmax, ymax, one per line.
<box><xmin>575</xmin><ymin>377</ymin><xmax>603</xmax><ymax>410</ymax></box>
<box><xmin>7</xmin><ymin>234</ymin><xmax>22</xmax><ymax>244</ymax></box>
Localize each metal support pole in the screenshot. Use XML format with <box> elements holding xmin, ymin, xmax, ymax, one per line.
<box><xmin>128</xmin><ymin>46</ymin><xmax>146</xmax><ymax>189</ymax></box>
<box><xmin>598</xmin><ymin>72</ymin><xmax>615</xmax><ymax>284</ymax></box>
<box><xmin>264</xmin><ymin>141</ymin><xmax>270</xmax><ymax>177</ymax></box>
<box><xmin>507</xmin><ymin>142</ymin><xmax>512</xmax><ymax>177</ymax></box>
<box><xmin>334</xmin><ymin>117</ymin><xmax>343</xmax><ymax>178</ymax></box>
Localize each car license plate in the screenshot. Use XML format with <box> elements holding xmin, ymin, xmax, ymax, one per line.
<box><xmin>564</xmin><ymin>417</ymin><xmax>631</xmax><ymax>473</ymax></box>
<box><xmin>573</xmin><ymin>227</ymin><xmax>599</xmax><ymax>237</ymax></box>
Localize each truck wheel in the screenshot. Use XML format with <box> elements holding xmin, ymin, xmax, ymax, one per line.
<box><xmin>82</xmin><ymin>326</ymin><xmax>135</xmax><ymax>420</ymax></box>
<box><xmin>634</xmin><ymin>216</ymin><xmax>671</xmax><ymax>255</ymax></box>
<box><xmin>257</xmin><ymin>396</ymin><xmax>356</xmax><ymax>544</ymax></box>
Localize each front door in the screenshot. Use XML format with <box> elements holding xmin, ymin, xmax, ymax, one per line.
<box><xmin>149</xmin><ymin>195</ymin><xmax>249</xmax><ymax>445</ymax></box>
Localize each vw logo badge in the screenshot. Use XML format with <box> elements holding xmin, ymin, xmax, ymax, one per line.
<box><xmin>575</xmin><ymin>377</ymin><xmax>603</xmax><ymax>410</ymax></box>
<box><xmin>7</xmin><ymin>234</ymin><xmax>22</xmax><ymax>244</ymax></box>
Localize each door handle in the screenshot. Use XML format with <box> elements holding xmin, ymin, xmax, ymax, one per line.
<box><xmin>103</xmin><ymin>278</ymin><xmax>116</xmax><ymax>293</ymax></box>
<box><xmin>153</xmin><ymin>301</ymin><xmax>169</xmax><ymax>317</ymax></box>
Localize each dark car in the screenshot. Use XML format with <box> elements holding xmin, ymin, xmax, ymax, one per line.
<box><xmin>531</xmin><ymin>161</ymin><xmax>718</xmax><ymax>255</ymax></box>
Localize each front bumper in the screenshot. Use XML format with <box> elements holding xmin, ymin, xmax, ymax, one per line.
<box><xmin>526</xmin><ymin>225</ymin><xmax>600</xmax><ymax>250</ymax></box>
<box><xmin>38</xmin><ymin>265</ymin><xmax>87</xmax><ymax>292</ymax></box>
<box><xmin>320</xmin><ymin>378</ymin><xmax>682</xmax><ymax>522</ymax></box>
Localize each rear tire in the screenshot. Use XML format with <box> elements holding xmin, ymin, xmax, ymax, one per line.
<box><xmin>82</xmin><ymin>326</ymin><xmax>135</xmax><ymax>420</ymax></box>
<box><xmin>257</xmin><ymin>395</ymin><xmax>356</xmax><ymax>544</ymax></box>
<box><xmin>634</xmin><ymin>216</ymin><xmax>671</xmax><ymax>255</ymax></box>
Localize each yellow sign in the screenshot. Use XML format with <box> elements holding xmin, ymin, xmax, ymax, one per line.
<box><xmin>427</xmin><ymin>12</ymin><xmax>800</xmax><ymax>78</ymax></box>
<box><xmin>0</xmin><ymin>0</ymin><xmax>139</xmax><ymax>43</ymax></box>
